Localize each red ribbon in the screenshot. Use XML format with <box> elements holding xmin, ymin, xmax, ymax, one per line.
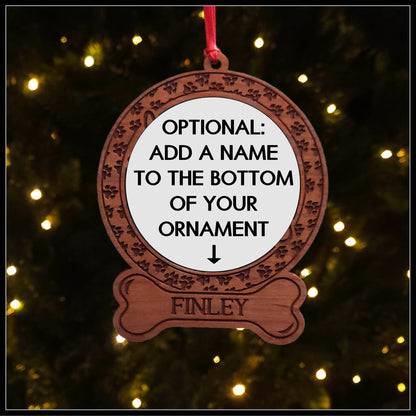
<box><xmin>203</xmin><ymin>6</ymin><xmax>221</xmax><ymax>62</ymax></box>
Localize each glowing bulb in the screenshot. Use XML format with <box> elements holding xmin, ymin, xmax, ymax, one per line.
<box><xmin>396</xmin><ymin>149</ymin><xmax>406</xmax><ymax>158</ymax></box>
<box><xmin>407</xmin><ymin>269</ymin><xmax>410</xmax><ymax>278</ymax></box>
<box><xmin>132</xmin><ymin>35</ymin><xmax>142</xmax><ymax>45</ymax></box>
<box><xmin>213</xmin><ymin>355</ymin><xmax>221</xmax><ymax>364</ymax></box>
<box><xmin>333</xmin><ymin>221</ymin><xmax>345</xmax><ymax>232</ymax></box>
<box><xmin>115</xmin><ymin>334</ymin><xmax>126</xmax><ymax>344</ymax></box>
<box><xmin>315</xmin><ymin>368</ymin><xmax>326</xmax><ymax>380</ymax></box>
<box><xmin>381</xmin><ymin>346</ymin><xmax>389</xmax><ymax>354</ymax></box>
<box><xmin>232</xmin><ymin>383</ymin><xmax>246</xmax><ymax>396</ymax></box>
<box><xmin>344</xmin><ymin>237</ymin><xmax>356</xmax><ymax>247</ymax></box>
<box><xmin>198</xmin><ymin>10</ymin><xmax>205</xmax><ymax>19</ymax></box>
<box><xmin>380</xmin><ymin>149</ymin><xmax>393</xmax><ymax>159</ymax></box>
<box><xmin>307</xmin><ymin>287</ymin><xmax>318</xmax><ymax>298</ymax></box>
<box><xmin>41</xmin><ymin>219</ymin><xmax>52</xmax><ymax>230</ymax></box>
<box><xmin>236</xmin><ymin>328</ymin><xmax>244</xmax><ymax>331</ymax></box>
<box><xmin>60</xmin><ymin>36</ymin><xmax>67</xmax><ymax>43</ymax></box>
<box><xmin>30</xmin><ymin>188</ymin><xmax>42</xmax><ymax>200</ymax></box>
<box><xmin>7</xmin><ymin>265</ymin><xmax>17</xmax><ymax>276</ymax></box>
<box><xmin>352</xmin><ymin>375</ymin><xmax>361</xmax><ymax>384</ymax></box>
<box><xmin>28</xmin><ymin>78</ymin><xmax>39</xmax><ymax>91</ymax></box>
<box><xmin>326</xmin><ymin>104</ymin><xmax>336</xmax><ymax>114</ymax></box>
<box><xmin>10</xmin><ymin>299</ymin><xmax>22</xmax><ymax>310</ymax></box>
<box><xmin>298</xmin><ymin>74</ymin><xmax>308</xmax><ymax>83</ymax></box>
<box><xmin>254</xmin><ymin>37</ymin><xmax>264</xmax><ymax>48</ymax></box>
<box><xmin>397</xmin><ymin>383</ymin><xmax>406</xmax><ymax>392</ymax></box>
<box><xmin>84</xmin><ymin>56</ymin><xmax>94</xmax><ymax>67</ymax></box>
<box><xmin>183</xmin><ymin>58</ymin><xmax>190</xmax><ymax>66</ymax></box>
<box><xmin>396</xmin><ymin>336</ymin><xmax>405</xmax><ymax>344</ymax></box>
<box><xmin>300</xmin><ymin>268</ymin><xmax>311</xmax><ymax>278</ymax></box>
<box><xmin>132</xmin><ymin>398</ymin><xmax>142</xmax><ymax>408</ymax></box>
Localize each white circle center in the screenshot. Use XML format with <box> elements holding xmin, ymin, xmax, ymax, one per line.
<box><xmin>125</xmin><ymin>97</ymin><xmax>300</xmax><ymax>272</ymax></box>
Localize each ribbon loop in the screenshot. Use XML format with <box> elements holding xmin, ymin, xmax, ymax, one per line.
<box><xmin>203</xmin><ymin>6</ymin><xmax>221</xmax><ymax>62</ymax></box>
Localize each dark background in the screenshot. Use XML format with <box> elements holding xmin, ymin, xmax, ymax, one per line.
<box><xmin>6</xmin><ymin>5</ymin><xmax>410</xmax><ymax>412</ymax></box>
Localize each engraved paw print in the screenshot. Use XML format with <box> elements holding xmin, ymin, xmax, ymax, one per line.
<box><xmin>111</xmin><ymin>225</ymin><xmax>123</xmax><ymax>239</ymax></box>
<box><xmin>163</xmin><ymin>81</ymin><xmax>177</xmax><ymax>94</ymax></box>
<box><xmin>113</xmin><ymin>142</ymin><xmax>128</xmax><ymax>157</ymax></box>
<box><xmin>274</xmin><ymin>261</ymin><xmax>287</xmax><ymax>272</ymax></box>
<box><xmin>131</xmin><ymin>242</ymin><xmax>146</xmax><ymax>257</ymax></box>
<box><xmin>103</xmin><ymin>185</ymin><xmax>118</xmax><ymax>199</ymax></box>
<box><xmin>263</xmin><ymin>87</ymin><xmax>277</xmax><ymax>100</ymax></box>
<box><xmin>113</xmin><ymin>125</ymin><xmax>126</xmax><ymax>139</ymax></box>
<box><xmin>274</xmin><ymin>245</ymin><xmax>288</xmax><ymax>258</ymax></box>
<box><xmin>216</xmin><ymin>275</ymin><xmax>232</xmax><ymax>286</ymax></box>
<box><xmin>270</xmin><ymin>103</ymin><xmax>284</xmax><ymax>117</ymax></box>
<box><xmin>129</xmin><ymin>119</ymin><xmax>142</xmax><ymax>131</ymax></box>
<box><xmin>104</xmin><ymin>205</ymin><xmax>114</xmax><ymax>218</ymax></box>
<box><xmin>153</xmin><ymin>259</ymin><xmax>168</xmax><ymax>274</ymax></box>
<box><xmin>305</xmin><ymin>200</ymin><xmax>320</xmax><ymax>215</ymax></box>
<box><xmin>195</xmin><ymin>74</ymin><xmax>209</xmax><ymax>86</ymax></box>
<box><xmin>291</xmin><ymin>121</ymin><xmax>306</xmax><ymax>136</ymax></box>
<box><xmin>245</xmin><ymin>89</ymin><xmax>261</xmax><ymax>101</ymax></box>
<box><xmin>286</xmin><ymin>105</ymin><xmax>299</xmax><ymax>119</ymax></box>
<box><xmin>257</xmin><ymin>264</ymin><xmax>273</xmax><ymax>279</ymax></box>
<box><xmin>102</xmin><ymin>165</ymin><xmax>112</xmax><ymax>180</ymax></box>
<box><xmin>305</xmin><ymin>178</ymin><xmax>315</xmax><ymax>193</ymax></box>
<box><xmin>179</xmin><ymin>275</ymin><xmax>195</xmax><ymax>290</ymax></box>
<box><xmin>183</xmin><ymin>82</ymin><xmax>197</xmax><ymax>94</ymax></box>
<box><xmin>294</xmin><ymin>223</ymin><xmax>305</xmax><ymax>236</ymax></box>
<box><xmin>223</xmin><ymin>75</ymin><xmax>238</xmax><ymax>86</ymax></box>
<box><xmin>296</xmin><ymin>138</ymin><xmax>309</xmax><ymax>152</ymax></box>
<box><xmin>130</xmin><ymin>102</ymin><xmax>144</xmax><ymax>115</ymax></box>
<box><xmin>291</xmin><ymin>240</ymin><xmax>306</xmax><ymax>251</ymax></box>
<box><xmin>209</xmin><ymin>82</ymin><xmax>224</xmax><ymax>91</ymax></box>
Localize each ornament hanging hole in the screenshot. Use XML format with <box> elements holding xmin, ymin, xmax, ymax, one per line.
<box><xmin>204</xmin><ymin>53</ymin><xmax>229</xmax><ymax>71</ymax></box>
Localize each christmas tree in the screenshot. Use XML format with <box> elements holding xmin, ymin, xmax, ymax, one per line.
<box><xmin>6</xmin><ymin>5</ymin><xmax>409</xmax><ymax>412</ymax></box>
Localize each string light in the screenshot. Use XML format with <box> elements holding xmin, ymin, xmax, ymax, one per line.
<box><xmin>84</xmin><ymin>56</ymin><xmax>95</xmax><ymax>68</ymax></box>
<box><xmin>132</xmin><ymin>35</ymin><xmax>142</xmax><ymax>45</ymax></box>
<box><xmin>297</xmin><ymin>74</ymin><xmax>308</xmax><ymax>83</ymax></box>
<box><xmin>28</xmin><ymin>78</ymin><xmax>39</xmax><ymax>91</ymax></box>
<box><xmin>30</xmin><ymin>188</ymin><xmax>42</xmax><ymax>200</ymax></box>
<box><xmin>10</xmin><ymin>299</ymin><xmax>23</xmax><ymax>310</ymax></box>
<box><xmin>407</xmin><ymin>269</ymin><xmax>410</xmax><ymax>278</ymax></box>
<box><xmin>396</xmin><ymin>336</ymin><xmax>405</xmax><ymax>344</ymax></box>
<box><xmin>41</xmin><ymin>219</ymin><xmax>52</xmax><ymax>230</ymax></box>
<box><xmin>344</xmin><ymin>237</ymin><xmax>356</xmax><ymax>247</ymax></box>
<box><xmin>300</xmin><ymin>268</ymin><xmax>311</xmax><ymax>278</ymax></box>
<box><xmin>115</xmin><ymin>334</ymin><xmax>126</xmax><ymax>344</ymax></box>
<box><xmin>381</xmin><ymin>346</ymin><xmax>389</xmax><ymax>354</ymax></box>
<box><xmin>232</xmin><ymin>383</ymin><xmax>246</xmax><ymax>396</ymax></box>
<box><xmin>397</xmin><ymin>383</ymin><xmax>406</xmax><ymax>393</ymax></box>
<box><xmin>213</xmin><ymin>355</ymin><xmax>221</xmax><ymax>364</ymax></box>
<box><xmin>198</xmin><ymin>10</ymin><xmax>205</xmax><ymax>19</ymax></box>
<box><xmin>380</xmin><ymin>149</ymin><xmax>393</xmax><ymax>159</ymax></box>
<box><xmin>236</xmin><ymin>328</ymin><xmax>244</xmax><ymax>331</ymax></box>
<box><xmin>60</xmin><ymin>36</ymin><xmax>67</xmax><ymax>44</ymax></box>
<box><xmin>132</xmin><ymin>398</ymin><xmax>142</xmax><ymax>408</ymax></box>
<box><xmin>315</xmin><ymin>368</ymin><xmax>327</xmax><ymax>380</ymax></box>
<box><xmin>326</xmin><ymin>104</ymin><xmax>337</xmax><ymax>114</ymax></box>
<box><xmin>352</xmin><ymin>375</ymin><xmax>361</xmax><ymax>384</ymax></box>
<box><xmin>7</xmin><ymin>265</ymin><xmax>17</xmax><ymax>276</ymax></box>
<box><xmin>254</xmin><ymin>37</ymin><xmax>264</xmax><ymax>48</ymax></box>
<box><xmin>307</xmin><ymin>286</ymin><xmax>318</xmax><ymax>298</ymax></box>
<box><xmin>333</xmin><ymin>221</ymin><xmax>345</xmax><ymax>232</ymax></box>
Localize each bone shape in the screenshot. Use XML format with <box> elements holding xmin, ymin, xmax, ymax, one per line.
<box><xmin>113</xmin><ymin>270</ymin><xmax>306</xmax><ymax>345</ymax></box>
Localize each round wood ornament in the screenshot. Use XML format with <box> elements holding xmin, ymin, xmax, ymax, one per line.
<box><xmin>97</xmin><ymin>53</ymin><xmax>328</xmax><ymax>345</ymax></box>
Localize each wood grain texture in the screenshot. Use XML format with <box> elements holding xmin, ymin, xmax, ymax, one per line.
<box><xmin>97</xmin><ymin>53</ymin><xmax>328</xmax><ymax>344</ymax></box>
<box><xmin>113</xmin><ymin>269</ymin><xmax>306</xmax><ymax>345</ymax></box>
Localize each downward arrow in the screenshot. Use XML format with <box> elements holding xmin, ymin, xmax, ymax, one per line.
<box><xmin>207</xmin><ymin>244</ymin><xmax>221</xmax><ymax>264</ymax></box>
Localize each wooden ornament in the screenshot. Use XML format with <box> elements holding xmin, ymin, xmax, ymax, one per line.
<box><xmin>97</xmin><ymin>53</ymin><xmax>328</xmax><ymax>345</ymax></box>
